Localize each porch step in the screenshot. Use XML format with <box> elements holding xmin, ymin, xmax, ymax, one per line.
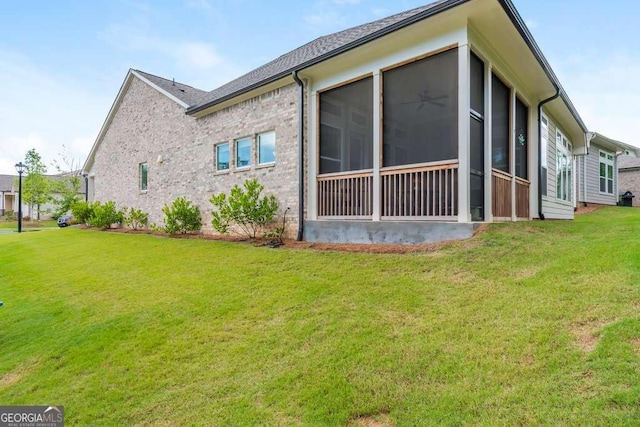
<box><xmin>304</xmin><ymin>220</ymin><xmax>480</xmax><ymax>245</ymax></box>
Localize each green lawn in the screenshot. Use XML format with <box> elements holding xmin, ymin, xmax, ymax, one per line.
<box><xmin>1</xmin><ymin>207</ymin><xmax>639</xmax><ymax>425</ymax></box>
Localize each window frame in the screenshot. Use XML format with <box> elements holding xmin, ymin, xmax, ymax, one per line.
<box><xmin>555</xmin><ymin>129</ymin><xmax>573</xmax><ymax>203</ymax></box>
<box><xmin>235</xmin><ymin>137</ymin><xmax>252</xmax><ymax>169</ymax></box>
<box><xmin>599</xmin><ymin>149</ymin><xmax>615</xmax><ymax>195</ymax></box>
<box><xmin>257</xmin><ymin>130</ymin><xmax>276</xmax><ymax>166</ymax></box>
<box><xmin>215</xmin><ymin>142</ymin><xmax>230</xmax><ymax>172</ymax></box>
<box><xmin>139</xmin><ymin>162</ymin><xmax>148</xmax><ymax>192</ymax></box>
<box><xmin>540</xmin><ymin>114</ymin><xmax>548</xmax><ymax>197</ymax></box>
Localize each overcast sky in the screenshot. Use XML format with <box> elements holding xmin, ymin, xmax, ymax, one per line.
<box><xmin>1</xmin><ymin>0</ymin><xmax>638</xmax><ymax>174</ymax></box>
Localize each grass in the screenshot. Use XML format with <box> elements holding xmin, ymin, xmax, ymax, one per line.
<box><xmin>1</xmin><ymin>207</ymin><xmax>639</xmax><ymax>425</ymax></box>
<box><xmin>0</xmin><ymin>220</ymin><xmax>57</xmax><ymax>230</ymax></box>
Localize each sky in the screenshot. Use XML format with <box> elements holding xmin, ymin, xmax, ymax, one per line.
<box><xmin>1</xmin><ymin>0</ymin><xmax>639</xmax><ymax>175</ymax></box>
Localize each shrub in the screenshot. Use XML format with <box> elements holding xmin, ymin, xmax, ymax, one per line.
<box><xmin>162</xmin><ymin>197</ymin><xmax>202</xmax><ymax>234</ymax></box>
<box><xmin>71</xmin><ymin>201</ymin><xmax>95</xmax><ymax>225</ymax></box>
<box><xmin>210</xmin><ymin>178</ymin><xmax>278</xmax><ymax>239</ymax></box>
<box><xmin>4</xmin><ymin>210</ymin><xmax>15</xmax><ymax>221</ymax></box>
<box><xmin>124</xmin><ymin>207</ymin><xmax>149</xmax><ymax>230</ymax></box>
<box><xmin>88</xmin><ymin>201</ymin><xmax>124</xmax><ymax>229</ymax></box>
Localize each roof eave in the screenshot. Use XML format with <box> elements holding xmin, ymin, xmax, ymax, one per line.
<box><xmin>187</xmin><ymin>0</ymin><xmax>471</xmax><ymax>115</ymax></box>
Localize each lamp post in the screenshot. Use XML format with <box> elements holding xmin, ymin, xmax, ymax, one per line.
<box><xmin>15</xmin><ymin>162</ymin><xmax>25</xmax><ymax>233</ymax></box>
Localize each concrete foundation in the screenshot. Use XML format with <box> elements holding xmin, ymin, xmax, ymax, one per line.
<box><xmin>304</xmin><ymin>220</ymin><xmax>480</xmax><ymax>245</ymax></box>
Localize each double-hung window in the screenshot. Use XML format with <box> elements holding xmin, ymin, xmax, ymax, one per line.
<box><xmin>139</xmin><ymin>162</ymin><xmax>148</xmax><ymax>191</ymax></box>
<box><xmin>556</xmin><ymin>130</ymin><xmax>572</xmax><ymax>202</ymax></box>
<box><xmin>599</xmin><ymin>150</ymin><xmax>615</xmax><ymax>195</ymax></box>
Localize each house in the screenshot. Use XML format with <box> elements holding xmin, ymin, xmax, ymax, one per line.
<box><xmin>618</xmin><ymin>155</ymin><xmax>640</xmax><ymax>207</ymax></box>
<box><xmin>82</xmin><ymin>0</ymin><xmax>631</xmax><ymax>244</ymax></box>
<box><xmin>0</xmin><ymin>173</ymin><xmax>85</xmax><ymax>219</ymax></box>
<box><xmin>575</xmin><ymin>134</ymin><xmax>639</xmax><ymax>208</ymax></box>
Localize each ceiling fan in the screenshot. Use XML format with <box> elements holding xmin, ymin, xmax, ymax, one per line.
<box><xmin>401</xmin><ymin>89</ymin><xmax>448</xmax><ymax>110</ymax></box>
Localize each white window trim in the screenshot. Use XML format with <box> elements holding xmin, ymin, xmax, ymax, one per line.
<box><xmin>257</xmin><ymin>130</ymin><xmax>276</xmax><ymax>166</ymax></box>
<box><xmin>599</xmin><ymin>149</ymin><xmax>615</xmax><ymax>195</ymax></box>
<box><xmin>555</xmin><ymin>129</ymin><xmax>573</xmax><ymax>204</ymax></box>
<box><xmin>235</xmin><ymin>136</ymin><xmax>253</xmax><ymax>170</ymax></box>
<box><xmin>215</xmin><ymin>142</ymin><xmax>230</xmax><ymax>173</ymax></box>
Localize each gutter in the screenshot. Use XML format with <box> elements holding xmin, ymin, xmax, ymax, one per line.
<box><xmin>537</xmin><ymin>89</ymin><xmax>561</xmax><ymax>220</ymax></box>
<box><xmin>187</xmin><ymin>0</ymin><xmax>471</xmax><ymax>115</ymax></box>
<box><xmin>292</xmin><ymin>71</ymin><xmax>305</xmax><ymax>241</ymax></box>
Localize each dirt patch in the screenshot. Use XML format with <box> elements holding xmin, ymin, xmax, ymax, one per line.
<box><xmin>0</xmin><ymin>372</ymin><xmax>21</xmax><ymax>388</ymax></box>
<box><xmin>99</xmin><ymin>226</ymin><xmax>487</xmax><ymax>255</ymax></box>
<box><xmin>571</xmin><ymin>318</ymin><xmax>616</xmax><ymax>352</ymax></box>
<box><xmin>349</xmin><ymin>413</ymin><xmax>393</xmax><ymax>427</ymax></box>
<box><xmin>631</xmin><ymin>338</ymin><xmax>640</xmax><ymax>356</ymax></box>
<box><xmin>575</xmin><ymin>204</ymin><xmax>605</xmax><ymax>215</ymax></box>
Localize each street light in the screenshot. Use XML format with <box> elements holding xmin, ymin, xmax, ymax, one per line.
<box><xmin>15</xmin><ymin>162</ymin><xmax>26</xmax><ymax>233</ymax></box>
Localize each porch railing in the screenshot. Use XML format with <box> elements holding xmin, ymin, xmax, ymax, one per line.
<box><xmin>381</xmin><ymin>162</ymin><xmax>458</xmax><ymax>219</ymax></box>
<box><xmin>516</xmin><ymin>178</ymin><xmax>530</xmax><ymax>219</ymax></box>
<box><xmin>492</xmin><ymin>169</ymin><xmax>512</xmax><ymax>219</ymax></box>
<box><xmin>317</xmin><ymin>170</ymin><xmax>373</xmax><ymax>218</ymax></box>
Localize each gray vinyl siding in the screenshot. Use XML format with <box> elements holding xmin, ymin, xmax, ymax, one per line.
<box><xmin>577</xmin><ymin>142</ymin><xmax>617</xmax><ymax>205</ymax></box>
<box><xmin>541</xmin><ymin>112</ymin><xmax>574</xmax><ymax>219</ymax></box>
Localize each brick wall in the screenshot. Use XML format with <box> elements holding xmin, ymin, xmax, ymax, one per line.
<box><xmin>619</xmin><ymin>169</ymin><xmax>640</xmax><ymax>207</ymax></box>
<box><xmin>92</xmin><ymin>76</ymin><xmax>302</xmax><ymax>236</ymax></box>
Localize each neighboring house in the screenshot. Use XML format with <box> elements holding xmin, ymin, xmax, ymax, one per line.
<box><xmin>575</xmin><ymin>134</ymin><xmax>639</xmax><ymax>207</ymax></box>
<box><xmin>0</xmin><ymin>173</ymin><xmax>85</xmax><ymax>219</ymax></box>
<box><xmin>82</xmin><ymin>0</ymin><xmax>631</xmax><ymax>244</ymax></box>
<box><xmin>618</xmin><ymin>155</ymin><xmax>640</xmax><ymax>207</ymax></box>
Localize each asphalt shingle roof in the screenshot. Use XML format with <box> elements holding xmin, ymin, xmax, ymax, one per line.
<box><xmin>134</xmin><ymin>70</ymin><xmax>208</xmax><ymax>107</ymax></box>
<box><xmin>618</xmin><ymin>155</ymin><xmax>640</xmax><ymax>170</ymax></box>
<box><xmin>0</xmin><ymin>175</ymin><xmax>15</xmax><ymax>192</ymax></box>
<box><xmin>192</xmin><ymin>0</ymin><xmax>447</xmax><ymax>110</ymax></box>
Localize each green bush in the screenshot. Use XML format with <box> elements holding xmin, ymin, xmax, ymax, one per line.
<box><xmin>88</xmin><ymin>201</ymin><xmax>124</xmax><ymax>230</ymax></box>
<box><xmin>71</xmin><ymin>201</ymin><xmax>95</xmax><ymax>225</ymax></box>
<box><xmin>162</xmin><ymin>197</ymin><xmax>202</xmax><ymax>234</ymax></box>
<box><xmin>124</xmin><ymin>207</ymin><xmax>149</xmax><ymax>230</ymax></box>
<box><xmin>210</xmin><ymin>178</ymin><xmax>278</xmax><ymax>239</ymax></box>
<box><xmin>4</xmin><ymin>210</ymin><xmax>15</xmax><ymax>221</ymax></box>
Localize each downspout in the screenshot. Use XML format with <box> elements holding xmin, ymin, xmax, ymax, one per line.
<box><xmin>292</xmin><ymin>71</ymin><xmax>304</xmax><ymax>241</ymax></box>
<box><xmin>83</xmin><ymin>174</ymin><xmax>89</xmax><ymax>202</ymax></box>
<box><xmin>537</xmin><ymin>88</ymin><xmax>561</xmax><ymax>220</ymax></box>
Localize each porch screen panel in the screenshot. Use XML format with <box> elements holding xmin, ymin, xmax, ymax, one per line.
<box><xmin>319</xmin><ymin>77</ymin><xmax>373</xmax><ymax>174</ymax></box>
<box><xmin>515</xmin><ymin>97</ymin><xmax>528</xmax><ymax>179</ymax></box>
<box><xmin>491</xmin><ymin>74</ymin><xmax>510</xmax><ymax>173</ymax></box>
<box><xmin>382</xmin><ymin>48</ymin><xmax>458</xmax><ymax>167</ymax></box>
<box><xmin>470</xmin><ymin>52</ymin><xmax>485</xmax><ymax>221</ymax></box>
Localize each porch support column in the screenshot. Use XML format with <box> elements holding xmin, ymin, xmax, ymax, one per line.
<box><xmin>484</xmin><ymin>63</ymin><xmax>493</xmax><ymax>223</ymax></box>
<box><xmin>372</xmin><ymin>71</ymin><xmax>382</xmax><ymax>221</ymax></box>
<box><xmin>457</xmin><ymin>43</ymin><xmax>471</xmax><ymax>223</ymax></box>
<box><xmin>308</xmin><ymin>91</ymin><xmax>318</xmax><ymax>220</ymax></box>
<box><xmin>511</xmin><ymin>89</ymin><xmax>517</xmax><ymax>221</ymax></box>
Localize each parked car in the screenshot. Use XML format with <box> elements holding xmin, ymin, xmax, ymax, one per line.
<box><xmin>57</xmin><ymin>214</ymin><xmax>74</xmax><ymax>227</ymax></box>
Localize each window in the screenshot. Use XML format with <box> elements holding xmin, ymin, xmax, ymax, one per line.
<box><xmin>216</xmin><ymin>143</ymin><xmax>230</xmax><ymax>171</ymax></box>
<box><xmin>319</xmin><ymin>77</ymin><xmax>373</xmax><ymax>174</ymax></box>
<box><xmin>556</xmin><ymin>130</ymin><xmax>572</xmax><ymax>202</ymax></box>
<box><xmin>236</xmin><ymin>137</ymin><xmax>252</xmax><ymax>168</ymax></box>
<box><xmin>541</xmin><ymin>115</ymin><xmax>548</xmax><ymax>196</ymax></box>
<box><xmin>139</xmin><ymin>162</ymin><xmax>148</xmax><ymax>191</ymax></box>
<box><xmin>258</xmin><ymin>131</ymin><xmax>276</xmax><ymax>165</ymax></box>
<box><xmin>491</xmin><ymin>74</ymin><xmax>510</xmax><ymax>173</ymax></box>
<box><xmin>599</xmin><ymin>150</ymin><xmax>615</xmax><ymax>194</ymax></box>
<box><xmin>383</xmin><ymin>48</ymin><xmax>458</xmax><ymax>167</ymax></box>
<box><xmin>515</xmin><ymin>98</ymin><xmax>528</xmax><ymax>179</ymax></box>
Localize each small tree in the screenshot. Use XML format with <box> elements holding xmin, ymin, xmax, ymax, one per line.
<box><xmin>162</xmin><ymin>197</ymin><xmax>202</xmax><ymax>234</ymax></box>
<box><xmin>51</xmin><ymin>146</ymin><xmax>83</xmax><ymax>219</ymax></box>
<box><xmin>17</xmin><ymin>149</ymin><xmax>52</xmax><ymax>221</ymax></box>
<box><xmin>210</xmin><ymin>178</ymin><xmax>278</xmax><ymax>239</ymax></box>
<box><xmin>124</xmin><ymin>207</ymin><xmax>149</xmax><ymax>230</ymax></box>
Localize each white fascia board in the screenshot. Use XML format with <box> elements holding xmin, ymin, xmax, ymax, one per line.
<box><xmin>592</xmin><ymin>133</ymin><xmax>640</xmax><ymax>156</ymax></box>
<box><xmin>130</xmin><ymin>70</ymin><xmax>190</xmax><ymax>109</ymax></box>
